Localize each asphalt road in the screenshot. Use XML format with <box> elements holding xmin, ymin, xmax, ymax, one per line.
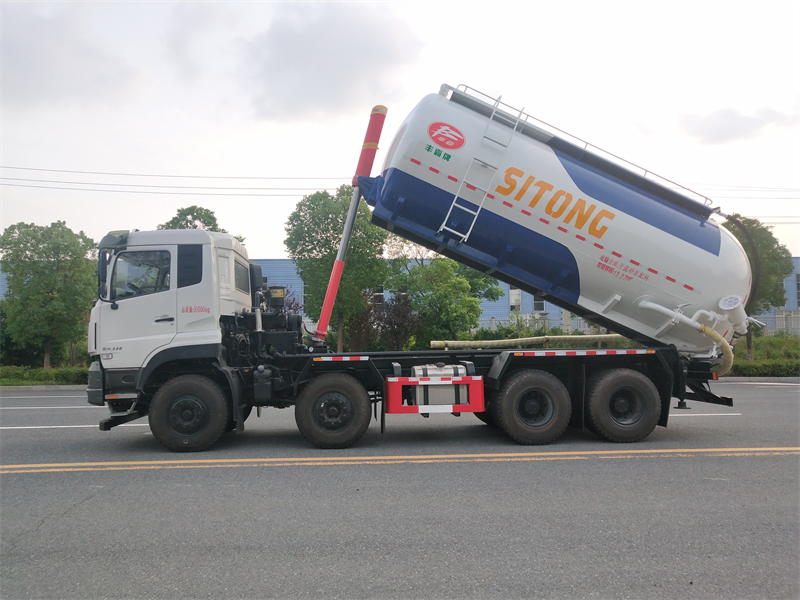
<box><xmin>1</xmin><ymin>383</ymin><xmax>798</xmax><ymax>600</ymax></box>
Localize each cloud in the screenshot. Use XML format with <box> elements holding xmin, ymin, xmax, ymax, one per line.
<box><xmin>240</xmin><ymin>4</ymin><xmax>421</xmax><ymax>120</ymax></box>
<box><xmin>164</xmin><ymin>4</ymin><xmax>231</xmax><ymax>83</ymax></box>
<box><xmin>679</xmin><ymin>107</ymin><xmax>795</xmax><ymax>144</ymax></box>
<box><xmin>1</xmin><ymin>4</ymin><xmax>140</xmax><ymax>109</ymax></box>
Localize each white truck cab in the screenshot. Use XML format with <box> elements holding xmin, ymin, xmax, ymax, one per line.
<box><xmin>88</xmin><ymin>229</ymin><xmax>254</xmax><ymax>408</ymax></box>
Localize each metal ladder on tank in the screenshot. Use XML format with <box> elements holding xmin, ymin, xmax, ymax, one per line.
<box><xmin>437</xmin><ymin>97</ymin><xmax>524</xmax><ymax>244</ymax></box>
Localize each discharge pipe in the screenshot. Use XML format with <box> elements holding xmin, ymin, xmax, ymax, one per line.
<box><xmin>637</xmin><ymin>300</ymin><xmax>734</xmax><ymax>375</ymax></box>
<box><xmin>314</xmin><ymin>105</ymin><xmax>388</xmax><ymax>344</ymax></box>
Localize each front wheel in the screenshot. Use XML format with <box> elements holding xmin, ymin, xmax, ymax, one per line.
<box><xmin>148</xmin><ymin>375</ymin><xmax>230</xmax><ymax>452</ymax></box>
<box><xmin>294</xmin><ymin>374</ymin><xmax>371</xmax><ymax>449</ymax></box>
<box><xmin>586</xmin><ymin>369</ymin><xmax>661</xmax><ymax>443</ymax></box>
<box><xmin>496</xmin><ymin>370</ymin><xmax>571</xmax><ymax>445</ymax></box>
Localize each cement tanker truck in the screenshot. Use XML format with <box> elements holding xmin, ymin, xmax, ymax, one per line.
<box><xmin>87</xmin><ymin>84</ymin><xmax>754</xmax><ymax>452</ymax></box>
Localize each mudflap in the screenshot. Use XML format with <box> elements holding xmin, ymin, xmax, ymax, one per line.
<box><xmin>216</xmin><ymin>364</ymin><xmax>246</xmax><ymax>433</ymax></box>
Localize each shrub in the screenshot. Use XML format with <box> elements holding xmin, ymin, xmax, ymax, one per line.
<box><xmin>1</xmin><ymin>365</ymin><xmax>88</xmax><ymax>385</ymax></box>
<box><xmin>728</xmin><ymin>359</ymin><xmax>799</xmax><ymax>378</ymax></box>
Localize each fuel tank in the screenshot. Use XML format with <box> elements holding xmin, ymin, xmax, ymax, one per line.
<box><xmin>361</xmin><ymin>84</ymin><xmax>751</xmax><ymax>354</ymax></box>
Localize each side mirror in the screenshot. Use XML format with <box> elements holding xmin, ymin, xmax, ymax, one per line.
<box><xmin>97</xmin><ymin>250</ymin><xmax>110</xmax><ymax>299</ymax></box>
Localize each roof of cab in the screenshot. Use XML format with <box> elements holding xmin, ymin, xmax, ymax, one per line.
<box><xmin>99</xmin><ymin>229</ymin><xmax>248</xmax><ymax>258</ymax></box>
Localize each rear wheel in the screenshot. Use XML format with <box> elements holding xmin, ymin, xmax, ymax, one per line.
<box><xmin>586</xmin><ymin>369</ymin><xmax>661</xmax><ymax>443</ymax></box>
<box><xmin>295</xmin><ymin>374</ymin><xmax>371</xmax><ymax>449</ymax></box>
<box><xmin>148</xmin><ymin>375</ymin><xmax>230</xmax><ymax>452</ymax></box>
<box><xmin>496</xmin><ymin>370</ymin><xmax>571</xmax><ymax>445</ymax></box>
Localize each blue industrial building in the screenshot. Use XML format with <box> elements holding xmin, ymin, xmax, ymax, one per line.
<box><xmin>751</xmin><ymin>256</ymin><xmax>800</xmax><ymax>332</ymax></box>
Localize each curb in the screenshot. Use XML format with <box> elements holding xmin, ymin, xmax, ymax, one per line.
<box><xmin>717</xmin><ymin>377</ymin><xmax>799</xmax><ymax>384</ymax></box>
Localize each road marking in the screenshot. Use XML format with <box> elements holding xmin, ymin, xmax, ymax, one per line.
<box><xmin>0</xmin><ymin>406</ymin><xmax>100</xmax><ymax>410</ymax></box>
<box><xmin>669</xmin><ymin>413</ymin><xmax>743</xmax><ymax>417</ymax></box>
<box><xmin>0</xmin><ymin>396</ymin><xmax>87</xmax><ymax>399</ymax></box>
<box><xmin>720</xmin><ymin>382</ymin><xmax>799</xmax><ymax>386</ymax></box>
<box><xmin>2</xmin><ymin>447</ymin><xmax>797</xmax><ymax>474</ymax></box>
<box><xmin>0</xmin><ymin>424</ymin><xmax>148</xmax><ymax>430</ymax></box>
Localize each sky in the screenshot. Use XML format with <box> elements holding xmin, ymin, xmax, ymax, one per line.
<box><xmin>2</xmin><ymin>1</ymin><xmax>799</xmax><ymax>260</ymax></box>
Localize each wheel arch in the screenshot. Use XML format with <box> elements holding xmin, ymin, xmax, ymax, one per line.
<box><xmin>136</xmin><ymin>343</ymin><xmax>227</xmax><ymax>391</ymax></box>
<box><xmin>136</xmin><ymin>344</ymin><xmax>242</xmax><ymax>427</ymax></box>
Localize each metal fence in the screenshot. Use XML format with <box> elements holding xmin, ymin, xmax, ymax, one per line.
<box><xmin>476</xmin><ymin>315</ymin><xmax>594</xmax><ymax>333</ymax></box>
<box><xmin>755</xmin><ymin>315</ymin><xmax>800</xmax><ymax>337</ymax></box>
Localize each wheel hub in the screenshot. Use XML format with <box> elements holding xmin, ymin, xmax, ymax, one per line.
<box><xmin>517</xmin><ymin>390</ymin><xmax>554</xmax><ymax>427</ymax></box>
<box><xmin>523</xmin><ymin>398</ymin><xmax>544</xmax><ymax>417</ymax></box>
<box><xmin>313</xmin><ymin>392</ymin><xmax>354</xmax><ymax>431</ymax></box>
<box><xmin>169</xmin><ymin>396</ymin><xmax>208</xmax><ymax>435</ymax></box>
<box><xmin>608</xmin><ymin>389</ymin><xmax>643</xmax><ymax>424</ymax></box>
<box><xmin>613</xmin><ymin>396</ymin><xmax>631</xmax><ymax>414</ymax></box>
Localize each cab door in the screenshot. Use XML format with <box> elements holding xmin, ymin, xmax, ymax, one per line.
<box><xmin>96</xmin><ymin>246</ymin><xmax>177</xmax><ymax>370</ymax></box>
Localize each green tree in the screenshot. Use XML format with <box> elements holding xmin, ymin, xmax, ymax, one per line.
<box><xmin>379</xmin><ymin>292</ymin><xmax>421</xmax><ymax>351</ymax></box>
<box><xmin>384</xmin><ymin>233</ymin><xmax>502</xmax><ymax>349</ymax></box>
<box><xmin>0</xmin><ymin>301</ymin><xmax>64</xmax><ymax>366</ymax></box>
<box><xmin>454</xmin><ymin>263</ymin><xmax>504</xmax><ymax>303</ymax></box>
<box><xmin>284</xmin><ymin>186</ymin><xmax>389</xmax><ymax>352</ymax></box>
<box><xmin>389</xmin><ymin>258</ymin><xmax>485</xmax><ymax>349</ymax></box>
<box><xmin>723</xmin><ymin>214</ymin><xmax>794</xmax><ymax>360</ymax></box>
<box><xmin>0</xmin><ymin>221</ymin><xmax>96</xmax><ymax>368</ymax></box>
<box><xmin>158</xmin><ymin>205</ymin><xmax>245</xmax><ymax>243</ymax></box>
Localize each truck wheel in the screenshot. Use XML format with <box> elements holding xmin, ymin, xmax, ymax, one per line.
<box><xmin>148</xmin><ymin>375</ymin><xmax>230</xmax><ymax>452</ymax></box>
<box><xmin>586</xmin><ymin>369</ymin><xmax>661</xmax><ymax>443</ymax></box>
<box><xmin>295</xmin><ymin>374</ymin><xmax>371</xmax><ymax>449</ymax></box>
<box><xmin>496</xmin><ymin>370</ymin><xmax>571</xmax><ymax>445</ymax></box>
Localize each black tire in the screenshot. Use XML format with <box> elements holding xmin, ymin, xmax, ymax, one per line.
<box><xmin>586</xmin><ymin>369</ymin><xmax>661</xmax><ymax>443</ymax></box>
<box><xmin>496</xmin><ymin>370</ymin><xmax>571</xmax><ymax>445</ymax></box>
<box><xmin>148</xmin><ymin>375</ymin><xmax>230</xmax><ymax>452</ymax></box>
<box><xmin>474</xmin><ymin>388</ymin><xmax>497</xmax><ymax>427</ymax></box>
<box><xmin>294</xmin><ymin>374</ymin><xmax>371</xmax><ymax>449</ymax></box>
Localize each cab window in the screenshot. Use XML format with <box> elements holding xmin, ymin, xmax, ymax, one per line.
<box><xmin>234</xmin><ymin>261</ymin><xmax>249</xmax><ymax>294</ymax></box>
<box><xmin>111</xmin><ymin>251</ymin><xmax>171</xmax><ymax>300</ymax></box>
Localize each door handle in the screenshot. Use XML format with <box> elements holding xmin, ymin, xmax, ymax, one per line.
<box><xmin>155</xmin><ymin>317</ymin><xmax>175</xmax><ymax>323</ymax></box>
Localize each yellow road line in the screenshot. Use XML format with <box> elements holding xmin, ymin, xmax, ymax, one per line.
<box><xmin>1</xmin><ymin>447</ymin><xmax>797</xmax><ymax>474</ymax></box>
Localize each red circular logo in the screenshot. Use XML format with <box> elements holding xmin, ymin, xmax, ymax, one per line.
<box><xmin>428</xmin><ymin>122</ymin><xmax>466</xmax><ymax>150</ymax></box>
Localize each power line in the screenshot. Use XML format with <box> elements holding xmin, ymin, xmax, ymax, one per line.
<box><xmin>0</xmin><ymin>165</ymin><xmax>349</xmax><ymax>180</ymax></box>
<box><xmin>0</xmin><ymin>177</ymin><xmax>339</xmax><ymax>191</ymax></box>
<box><xmin>680</xmin><ymin>182</ymin><xmax>800</xmax><ymax>192</ymax></box>
<box><xmin>0</xmin><ymin>183</ymin><xmax>318</xmax><ymax>197</ymax></box>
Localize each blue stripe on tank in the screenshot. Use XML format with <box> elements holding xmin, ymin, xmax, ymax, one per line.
<box><xmin>367</xmin><ymin>168</ymin><xmax>581</xmax><ymax>305</ymax></box>
<box><xmin>553</xmin><ymin>150</ymin><xmax>721</xmax><ymax>256</ymax></box>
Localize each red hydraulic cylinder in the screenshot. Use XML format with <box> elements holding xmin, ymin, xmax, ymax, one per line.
<box><xmin>314</xmin><ymin>105</ymin><xmax>387</xmax><ymax>344</ymax></box>
<box><xmin>352</xmin><ymin>105</ymin><xmax>388</xmax><ymax>185</ymax></box>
